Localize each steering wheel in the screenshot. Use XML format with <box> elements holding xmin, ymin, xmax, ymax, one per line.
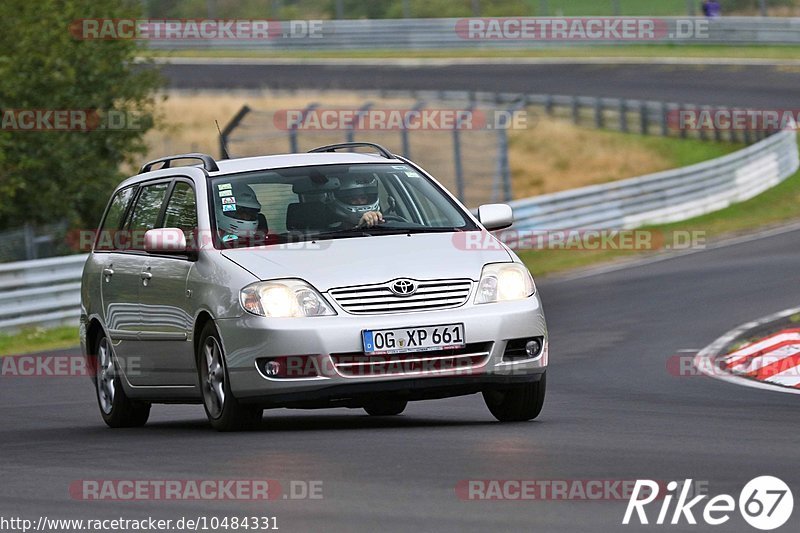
<box><xmin>380</xmin><ymin>214</ymin><xmax>407</xmax><ymax>223</ymax></box>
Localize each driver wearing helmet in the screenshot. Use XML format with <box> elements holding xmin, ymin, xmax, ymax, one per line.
<box><xmin>327</xmin><ymin>175</ymin><xmax>384</xmax><ymax>228</ymax></box>
<box><xmin>217</xmin><ymin>183</ymin><xmax>262</xmax><ymax>242</ymax></box>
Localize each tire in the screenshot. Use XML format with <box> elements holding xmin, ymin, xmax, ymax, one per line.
<box><xmin>94</xmin><ymin>333</ymin><xmax>150</xmax><ymax>428</ymax></box>
<box><xmin>363</xmin><ymin>398</ymin><xmax>408</xmax><ymax>416</ymax></box>
<box><xmin>483</xmin><ymin>373</ymin><xmax>546</xmax><ymax>422</ymax></box>
<box><xmin>197</xmin><ymin>322</ymin><xmax>263</xmax><ymax>432</ymax></box>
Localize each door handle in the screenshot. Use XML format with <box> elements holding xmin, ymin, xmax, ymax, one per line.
<box><xmin>140</xmin><ymin>271</ymin><xmax>153</xmax><ymax>280</ymax></box>
<box><xmin>102</xmin><ymin>267</ymin><xmax>114</xmax><ymax>280</ymax></box>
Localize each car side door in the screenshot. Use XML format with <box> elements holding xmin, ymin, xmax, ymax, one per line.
<box><xmin>95</xmin><ymin>185</ymin><xmax>139</xmax><ymax>356</ymax></box>
<box><xmin>110</xmin><ymin>179</ymin><xmax>172</xmax><ymax>387</ymax></box>
<box><xmin>138</xmin><ymin>178</ymin><xmax>199</xmax><ymax>387</ymax></box>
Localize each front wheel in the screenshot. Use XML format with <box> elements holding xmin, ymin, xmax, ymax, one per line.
<box><xmin>483</xmin><ymin>373</ymin><xmax>546</xmax><ymax>422</ymax></box>
<box><xmin>94</xmin><ymin>334</ymin><xmax>150</xmax><ymax>428</ymax></box>
<box><xmin>198</xmin><ymin>322</ymin><xmax>263</xmax><ymax>432</ymax></box>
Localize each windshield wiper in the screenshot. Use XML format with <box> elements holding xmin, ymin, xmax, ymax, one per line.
<box><xmin>308</xmin><ymin>226</ymin><xmax>464</xmax><ymax>241</ymax></box>
<box><xmin>363</xmin><ymin>225</ymin><xmax>465</xmax><ymax>234</ymax></box>
<box><xmin>310</xmin><ymin>229</ymin><xmax>376</xmax><ymax>241</ymax></box>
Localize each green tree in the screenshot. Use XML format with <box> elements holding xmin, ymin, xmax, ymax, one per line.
<box><xmin>0</xmin><ymin>0</ymin><xmax>162</xmax><ymax>231</ymax></box>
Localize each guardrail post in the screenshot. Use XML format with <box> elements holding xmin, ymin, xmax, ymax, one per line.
<box><xmin>493</xmin><ymin>100</ymin><xmax>523</xmax><ymax>202</ymax></box>
<box><xmin>401</xmin><ymin>100</ymin><xmax>426</xmax><ymax>158</ymax></box>
<box><xmin>289</xmin><ymin>103</ymin><xmax>319</xmax><ymax>153</ymax></box>
<box><xmin>594</xmin><ymin>98</ymin><xmax>604</xmax><ymax>129</ymax></box>
<box><xmin>23</xmin><ymin>224</ymin><xmax>36</xmax><ymax>261</ymax></box>
<box><xmin>452</xmin><ymin>103</ymin><xmax>475</xmax><ymax>203</ymax></box>
<box><xmin>545</xmin><ymin>94</ymin><xmax>554</xmax><ymax>116</ymax></box>
<box><xmin>346</xmin><ymin>102</ymin><xmax>373</xmax><ymax>144</ymax></box>
<box><xmin>619</xmin><ymin>99</ymin><xmax>628</xmax><ymax>133</ymax></box>
<box><xmin>660</xmin><ymin>102</ymin><xmax>669</xmax><ymax>137</ymax></box>
<box><xmin>639</xmin><ymin>102</ymin><xmax>649</xmax><ymax>135</ymax></box>
<box><xmin>698</xmin><ymin>106</ymin><xmax>709</xmax><ymax>142</ymax></box>
<box><xmin>571</xmin><ymin>96</ymin><xmax>580</xmax><ymax>125</ymax></box>
<box><xmin>713</xmin><ymin>107</ymin><xmax>723</xmax><ymax>142</ymax></box>
<box><xmin>677</xmin><ymin>105</ymin><xmax>687</xmax><ymax>139</ymax></box>
<box><xmin>220</xmin><ymin>105</ymin><xmax>251</xmax><ymax>159</ymax></box>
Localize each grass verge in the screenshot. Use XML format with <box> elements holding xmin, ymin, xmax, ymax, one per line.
<box><xmin>0</xmin><ymin>326</ymin><xmax>79</xmax><ymax>356</ymax></box>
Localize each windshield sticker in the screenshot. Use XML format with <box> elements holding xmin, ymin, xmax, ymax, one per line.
<box><xmin>392</xmin><ymin>165</ymin><xmax>408</xmax><ymax>170</ymax></box>
<box><xmin>405</xmin><ymin>171</ymin><xmax>421</xmax><ymax>177</ymax></box>
<box><xmin>222</xmin><ymin>204</ymin><xmax>236</xmax><ymax>212</ymax></box>
<box><xmin>221</xmin><ymin>197</ymin><xmax>236</xmax><ymax>205</ymax></box>
<box><xmin>219</xmin><ymin>190</ymin><xmax>233</xmax><ymax>197</ymax></box>
<box><xmin>217</xmin><ymin>183</ymin><xmax>232</xmax><ymax>191</ymax></box>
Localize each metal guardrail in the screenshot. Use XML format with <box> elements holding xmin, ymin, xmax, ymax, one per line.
<box><xmin>509</xmin><ymin>128</ymin><xmax>799</xmax><ymax>231</ymax></box>
<box><xmin>147</xmin><ymin>17</ymin><xmax>800</xmax><ymax>50</ymax></box>
<box><xmin>0</xmin><ymin>129</ymin><xmax>797</xmax><ymax>333</ymax></box>
<box><xmin>0</xmin><ymin>255</ymin><xmax>87</xmax><ymax>332</ymax></box>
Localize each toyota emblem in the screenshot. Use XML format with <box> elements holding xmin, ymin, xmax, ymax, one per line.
<box><xmin>391</xmin><ymin>279</ymin><xmax>417</xmax><ymax>296</ymax></box>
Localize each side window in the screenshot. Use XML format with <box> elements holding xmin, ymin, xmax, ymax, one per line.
<box><xmin>127</xmin><ymin>182</ymin><xmax>169</xmax><ymax>250</ymax></box>
<box><xmin>163</xmin><ymin>181</ymin><xmax>198</xmax><ymax>243</ymax></box>
<box><xmin>95</xmin><ymin>187</ymin><xmax>135</xmax><ymax>251</ymax></box>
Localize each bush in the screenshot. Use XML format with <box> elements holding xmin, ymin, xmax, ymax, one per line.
<box><xmin>0</xmin><ymin>0</ymin><xmax>162</xmax><ymax>231</ymax></box>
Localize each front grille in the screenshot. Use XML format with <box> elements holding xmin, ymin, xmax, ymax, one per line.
<box><xmin>328</xmin><ymin>278</ymin><xmax>473</xmax><ymax>315</ymax></box>
<box><xmin>331</xmin><ymin>343</ymin><xmax>492</xmax><ymax>377</ymax></box>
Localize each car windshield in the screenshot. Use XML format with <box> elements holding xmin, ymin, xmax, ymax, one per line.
<box><xmin>210</xmin><ymin>163</ymin><xmax>477</xmax><ymax>248</ymax></box>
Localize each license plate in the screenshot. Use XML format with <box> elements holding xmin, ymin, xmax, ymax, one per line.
<box><xmin>362</xmin><ymin>323</ymin><xmax>465</xmax><ymax>355</ymax></box>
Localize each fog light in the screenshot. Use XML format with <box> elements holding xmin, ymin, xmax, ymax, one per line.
<box><xmin>264</xmin><ymin>360</ymin><xmax>281</xmax><ymax>377</ymax></box>
<box><xmin>525</xmin><ymin>339</ymin><xmax>543</xmax><ymax>358</ymax></box>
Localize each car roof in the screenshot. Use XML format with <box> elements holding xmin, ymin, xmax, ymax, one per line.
<box><xmin>208</xmin><ymin>152</ymin><xmax>406</xmax><ymax>175</ymax></box>
<box><xmin>121</xmin><ymin>152</ymin><xmax>408</xmax><ymax>190</ymax></box>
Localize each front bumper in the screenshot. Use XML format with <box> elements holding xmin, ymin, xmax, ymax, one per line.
<box><xmin>216</xmin><ymin>293</ymin><xmax>547</xmax><ymax>403</ymax></box>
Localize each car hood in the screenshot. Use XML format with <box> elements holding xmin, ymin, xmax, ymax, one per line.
<box><xmin>220</xmin><ymin>231</ymin><xmax>512</xmax><ymax>291</ymax></box>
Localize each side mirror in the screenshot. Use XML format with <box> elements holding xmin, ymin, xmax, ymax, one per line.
<box><xmin>144</xmin><ymin>228</ymin><xmax>188</xmax><ymax>254</ymax></box>
<box><xmin>477</xmin><ymin>204</ymin><xmax>513</xmax><ymax>231</ymax></box>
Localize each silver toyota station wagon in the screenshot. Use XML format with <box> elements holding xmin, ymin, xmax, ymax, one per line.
<box><xmin>80</xmin><ymin>142</ymin><xmax>548</xmax><ymax>431</ymax></box>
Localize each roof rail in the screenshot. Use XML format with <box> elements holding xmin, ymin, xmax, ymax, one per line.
<box><xmin>139</xmin><ymin>153</ymin><xmax>220</xmax><ymax>174</ymax></box>
<box><xmin>308</xmin><ymin>142</ymin><xmax>394</xmax><ymax>160</ymax></box>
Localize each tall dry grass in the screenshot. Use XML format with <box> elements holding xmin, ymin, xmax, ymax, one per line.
<box><xmin>144</xmin><ymin>90</ymin><xmax>684</xmax><ymax>199</ymax></box>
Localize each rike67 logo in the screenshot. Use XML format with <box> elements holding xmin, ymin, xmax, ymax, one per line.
<box><xmin>623</xmin><ymin>477</ymin><xmax>793</xmax><ymax>530</ymax></box>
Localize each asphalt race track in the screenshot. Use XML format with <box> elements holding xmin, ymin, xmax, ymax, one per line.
<box><xmin>161</xmin><ymin>60</ymin><xmax>800</xmax><ymax>108</ymax></box>
<box><xmin>2</xmin><ymin>227</ymin><xmax>800</xmax><ymax>532</ymax></box>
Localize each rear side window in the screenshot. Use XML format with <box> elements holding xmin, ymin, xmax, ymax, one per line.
<box><xmin>163</xmin><ymin>181</ymin><xmax>198</xmax><ymax>243</ymax></box>
<box><xmin>126</xmin><ymin>182</ymin><xmax>170</xmax><ymax>250</ymax></box>
<box><xmin>94</xmin><ymin>187</ymin><xmax>135</xmax><ymax>251</ymax></box>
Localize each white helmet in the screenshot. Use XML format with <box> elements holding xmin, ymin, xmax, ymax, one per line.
<box><xmin>217</xmin><ymin>183</ymin><xmax>261</xmax><ymax>240</ymax></box>
<box><xmin>328</xmin><ymin>175</ymin><xmax>380</xmax><ymax>224</ymax></box>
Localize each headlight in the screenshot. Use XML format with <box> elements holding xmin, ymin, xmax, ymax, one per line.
<box><xmin>240</xmin><ymin>279</ymin><xmax>336</xmax><ymax>318</ymax></box>
<box><xmin>474</xmin><ymin>263</ymin><xmax>535</xmax><ymax>304</ymax></box>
